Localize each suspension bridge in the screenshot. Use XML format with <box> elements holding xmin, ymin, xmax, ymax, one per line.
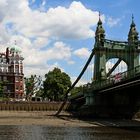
<box><xmin>56</xmin><ymin>15</ymin><xmax>140</xmax><ymax>119</ymax></box>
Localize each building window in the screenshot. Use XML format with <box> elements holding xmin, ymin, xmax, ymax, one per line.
<box><xmin>15</xmin><ymin>67</ymin><xmax>19</xmax><ymax>73</ymax></box>
<box><xmin>20</xmin><ymin>67</ymin><xmax>23</xmax><ymax>73</ymax></box>
<box><xmin>16</xmin><ymin>86</ymin><xmax>19</xmax><ymax>90</ymax></box>
<box><xmin>3</xmin><ymin>67</ymin><xmax>7</xmax><ymax>72</ymax></box>
<box><xmin>10</xmin><ymin>67</ymin><xmax>14</xmax><ymax>73</ymax></box>
<box><xmin>3</xmin><ymin>76</ymin><xmax>7</xmax><ymax>81</ymax></box>
<box><xmin>15</xmin><ymin>77</ymin><xmax>19</xmax><ymax>82</ymax></box>
<box><xmin>1</xmin><ymin>58</ymin><xmax>3</xmax><ymax>63</ymax></box>
<box><xmin>20</xmin><ymin>77</ymin><xmax>23</xmax><ymax>81</ymax></box>
<box><xmin>3</xmin><ymin>59</ymin><xmax>6</xmax><ymax>63</ymax></box>
<box><xmin>3</xmin><ymin>86</ymin><xmax>7</xmax><ymax>91</ymax></box>
<box><xmin>15</xmin><ymin>61</ymin><xmax>19</xmax><ymax>64</ymax></box>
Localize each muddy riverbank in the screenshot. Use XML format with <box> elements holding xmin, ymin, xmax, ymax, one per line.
<box><xmin>0</xmin><ymin>111</ymin><xmax>140</xmax><ymax>127</ymax></box>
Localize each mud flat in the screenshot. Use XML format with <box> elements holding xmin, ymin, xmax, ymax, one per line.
<box><xmin>0</xmin><ymin>111</ymin><xmax>97</xmax><ymax>126</ymax></box>
<box><xmin>0</xmin><ymin>111</ymin><xmax>140</xmax><ymax>127</ymax></box>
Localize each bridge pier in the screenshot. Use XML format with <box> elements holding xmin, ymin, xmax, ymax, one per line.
<box><xmin>85</xmin><ymin>92</ymin><xmax>94</xmax><ymax>106</ymax></box>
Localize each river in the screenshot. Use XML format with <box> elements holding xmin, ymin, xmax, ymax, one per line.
<box><xmin>0</xmin><ymin>125</ymin><xmax>140</xmax><ymax>140</ymax></box>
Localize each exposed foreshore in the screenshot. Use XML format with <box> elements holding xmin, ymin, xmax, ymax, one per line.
<box><xmin>0</xmin><ymin>111</ymin><xmax>95</xmax><ymax>126</ymax></box>
<box><xmin>0</xmin><ymin>111</ymin><xmax>140</xmax><ymax>127</ymax></box>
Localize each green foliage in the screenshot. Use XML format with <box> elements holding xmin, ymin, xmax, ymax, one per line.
<box><xmin>70</xmin><ymin>86</ymin><xmax>83</xmax><ymax>96</ymax></box>
<box><xmin>0</xmin><ymin>81</ymin><xmax>10</xmax><ymax>99</ymax></box>
<box><xmin>0</xmin><ymin>81</ymin><xmax>3</xmax><ymax>97</ymax></box>
<box><xmin>43</xmin><ymin>67</ymin><xmax>71</xmax><ymax>101</ymax></box>
<box><xmin>24</xmin><ymin>75</ymin><xmax>42</xmax><ymax>99</ymax></box>
<box><xmin>35</xmin><ymin>87</ymin><xmax>44</xmax><ymax>97</ymax></box>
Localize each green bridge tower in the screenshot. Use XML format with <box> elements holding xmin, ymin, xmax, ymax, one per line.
<box><xmin>85</xmin><ymin>15</ymin><xmax>140</xmax><ymax>106</ymax></box>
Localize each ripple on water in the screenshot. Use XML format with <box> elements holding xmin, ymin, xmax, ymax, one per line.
<box><xmin>0</xmin><ymin>126</ymin><xmax>140</xmax><ymax>140</ymax></box>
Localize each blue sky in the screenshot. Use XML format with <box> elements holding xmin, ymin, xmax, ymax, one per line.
<box><xmin>0</xmin><ymin>0</ymin><xmax>140</xmax><ymax>85</ymax></box>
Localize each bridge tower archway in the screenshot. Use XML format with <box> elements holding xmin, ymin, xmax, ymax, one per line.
<box><xmin>93</xmin><ymin>15</ymin><xmax>140</xmax><ymax>82</ymax></box>
<box><xmin>106</xmin><ymin>58</ymin><xmax>127</xmax><ymax>75</ymax></box>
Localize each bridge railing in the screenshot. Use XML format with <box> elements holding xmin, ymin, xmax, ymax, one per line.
<box><xmin>84</xmin><ymin>65</ymin><xmax>140</xmax><ymax>92</ymax></box>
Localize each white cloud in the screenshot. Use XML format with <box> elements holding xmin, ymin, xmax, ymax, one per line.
<box><xmin>42</xmin><ymin>0</ymin><xmax>46</xmax><ymax>6</ymax></box>
<box><xmin>0</xmin><ymin>0</ymin><xmax>8</xmax><ymax>22</ymax></box>
<box><xmin>71</xmin><ymin>76</ymin><xmax>88</xmax><ymax>87</ymax></box>
<box><xmin>0</xmin><ymin>24</ymin><xmax>10</xmax><ymax>45</ymax></box>
<box><xmin>23</xmin><ymin>40</ymin><xmax>72</xmax><ymax>67</ymax></box>
<box><xmin>107</xmin><ymin>17</ymin><xmax>121</xmax><ymax>27</ymax></box>
<box><xmin>67</xmin><ymin>60</ymin><xmax>75</xmax><ymax>65</ymax></box>
<box><xmin>5</xmin><ymin>35</ymin><xmax>72</xmax><ymax>77</ymax></box>
<box><xmin>73</xmin><ymin>47</ymin><xmax>90</xmax><ymax>58</ymax></box>
<box><xmin>33</xmin><ymin>37</ymin><xmax>49</xmax><ymax>48</ymax></box>
<box><xmin>31</xmin><ymin>0</ymin><xmax>35</xmax><ymax>4</ymax></box>
<box><xmin>0</xmin><ymin>0</ymin><xmax>106</xmax><ymax>79</ymax></box>
<box><xmin>2</xmin><ymin>0</ymin><xmax>102</xmax><ymax>40</ymax></box>
<box><xmin>45</xmin><ymin>41</ymin><xmax>72</xmax><ymax>61</ymax></box>
<box><xmin>25</xmin><ymin>62</ymin><xmax>60</xmax><ymax>78</ymax></box>
<box><xmin>38</xmin><ymin>0</ymin><xmax>47</xmax><ymax>12</ymax></box>
<box><xmin>87</xmin><ymin>63</ymin><xmax>94</xmax><ymax>72</ymax></box>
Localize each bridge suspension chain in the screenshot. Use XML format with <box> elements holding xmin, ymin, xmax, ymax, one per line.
<box><xmin>55</xmin><ymin>49</ymin><xmax>95</xmax><ymax>115</ymax></box>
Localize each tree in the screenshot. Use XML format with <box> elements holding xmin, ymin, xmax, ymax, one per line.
<box><xmin>70</xmin><ymin>86</ymin><xmax>83</xmax><ymax>96</ymax></box>
<box><xmin>24</xmin><ymin>75</ymin><xmax>42</xmax><ymax>100</ymax></box>
<box><xmin>0</xmin><ymin>82</ymin><xmax>3</xmax><ymax>97</ymax></box>
<box><xmin>43</xmin><ymin>67</ymin><xmax>71</xmax><ymax>101</ymax></box>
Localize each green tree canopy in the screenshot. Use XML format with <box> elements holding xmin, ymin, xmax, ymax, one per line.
<box><xmin>24</xmin><ymin>75</ymin><xmax>42</xmax><ymax>100</ymax></box>
<box><xmin>43</xmin><ymin>67</ymin><xmax>71</xmax><ymax>101</ymax></box>
<box><xmin>0</xmin><ymin>81</ymin><xmax>3</xmax><ymax>97</ymax></box>
<box><xmin>70</xmin><ymin>86</ymin><xmax>83</xmax><ymax>96</ymax></box>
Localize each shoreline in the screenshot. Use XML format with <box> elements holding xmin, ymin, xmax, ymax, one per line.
<box><xmin>0</xmin><ymin>111</ymin><xmax>96</xmax><ymax>126</ymax></box>
<box><xmin>0</xmin><ymin>111</ymin><xmax>140</xmax><ymax>127</ymax></box>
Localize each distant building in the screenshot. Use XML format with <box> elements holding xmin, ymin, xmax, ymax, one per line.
<box><xmin>0</xmin><ymin>45</ymin><xmax>24</xmax><ymax>99</ymax></box>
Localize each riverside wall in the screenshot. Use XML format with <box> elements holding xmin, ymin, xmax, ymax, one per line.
<box><xmin>0</xmin><ymin>101</ymin><xmax>70</xmax><ymax>111</ymax></box>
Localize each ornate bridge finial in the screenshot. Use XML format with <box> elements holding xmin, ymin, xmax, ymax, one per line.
<box><xmin>99</xmin><ymin>11</ymin><xmax>101</xmax><ymax>20</ymax></box>
<box><xmin>132</xmin><ymin>14</ymin><xmax>134</xmax><ymax>22</ymax></box>
<box><xmin>99</xmin><ymin>11</ymin><xmax>101</xmax><ymax>17</ymax></box>
<box><xmin>131</xmin><ymin>14</ymin><xmax>135</xmax><ymax>27</ymax></box>
<box><xmin>98</xmin><ymin>11</ymin><xmax>102</xmax><ymax>25</ymax></box>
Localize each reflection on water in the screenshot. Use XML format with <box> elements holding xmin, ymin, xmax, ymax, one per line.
<box><xmin>0</xmin><ymin>126</ymin><xmax>140</xmax><ymax>140</ymax></box>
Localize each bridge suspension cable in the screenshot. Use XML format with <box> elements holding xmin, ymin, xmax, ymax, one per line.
<box><xmin>55</xmin><ymin>48</ymin><xmax>95</xmax><ymax>116</ymax></box>
<box><xmin>82</xmin><ymin>55</ymin><xmax>94</xmax><ymax>84</ymax></box>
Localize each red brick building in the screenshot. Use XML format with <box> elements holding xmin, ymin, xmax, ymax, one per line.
<box><xmin>0</xmin><ymin>46</ymin><xmax>24</xmax><ymax>99</ymax></box>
